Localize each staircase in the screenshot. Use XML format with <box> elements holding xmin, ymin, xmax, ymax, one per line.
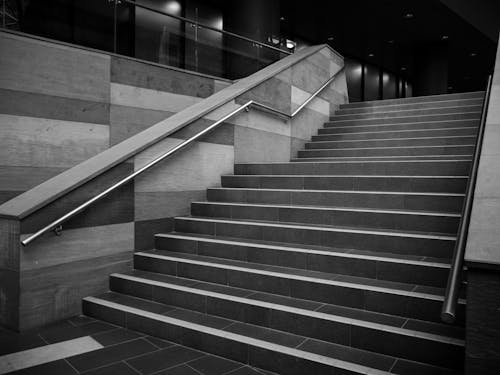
<box><xmin>83</xmin><ymin>91</ymin><xmax>484</xmax><ymax>374</ymax></box>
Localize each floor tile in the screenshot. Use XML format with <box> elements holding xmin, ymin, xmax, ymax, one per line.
<box><xmin>79</xmin><ymin>361</ymin><xmax>139</xmax><ymax>375</ymax></box>
<box><xmin>7</xmin><ymin>359</ymin><xmax>77</xmax><ymax>375</ymax></box>
<box><xmin>156</xmin><ymin>364</ymin><xmax>201</xmax><ymax>375</ymax></box>
<box><xmin>144</xmin><ymin>336</ymin><xmax>177</xmax><ymax>349</ymax></box>
<box><xmin>39</xmin><ymin>321</ymin><xmax>117</xmax><ymax>344</ymax></box>
<box><xmin>92</xmin><ymin>328</ymin><xmax>143</xmax><ymax>346</ymax></box>
<box><xmin>187</xmin><ymin>354</ymin><xmax>242</xmax><ymax>375</ymax></box>
<box><xmin>126</xmin><ymin>345</ymin><xmax>206</xmax><ymax>375</ymax></box>
<box><xmin>67</xmin><ymin>338</ymin><xmax>157</xmax><ymax>372</ymax></box>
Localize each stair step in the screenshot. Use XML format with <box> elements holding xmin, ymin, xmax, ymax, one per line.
<box><xmin>173</xmin><ymin>216</ymin><xmax>456</xmax><ymax>258</ymax></box>
<box><xmin>83</xmin><ymin>293</ymin><xmax>461</xmax><ymax>374</ymax></box>
<box><xmin>325</xmin><ymin>112</ymin><xmax>480</xmax><ymax>127</ymax></box>
<box><xmin>132</xmin><ymin>251</ymin><xmax>465</xmax><ymax>324</ymax></box>
<box><xmin>208</xmin><ymin>187</ymin><xmax>464</xmax><ymax>212</ymax></box>
<box><xmin>311</xmin><ymin>126</ymin><xmax>477</xmax><ymax>141</ymax></box>
<box><xmin>340</xmin><ymin>91</ymin><xmax>483</xmax><ymax>109</ymax></box>
<box><xmin>108</xmin><ymin>270</ymin><xmax>464</xmax><ymax>368</ymax></box>
<box><xmin>234</xmin><ymin>160</ymin><xmax>471</xmax><ymax>176</ymax></box>
<box><xmin>297</xmin><ymin>145</ymin><xmax>474</xmax><ymax>158</ymax></box>
<box><xmin>319</xmin><ymin>119</ymin><xmax>479</xmax><ymax>134</ymax></box>
<box><xmin>292</xmin><ymin>155</ymin><xmax>471</xmax><ymax>162</ymax></box>
<box><xmin>154</xmin><ymin>233</ymin><xmax>452</xmax><ymax>287</ymax></box>
<box><xmin>220</xmin><ymin>175</ymin><xmax>468</xmax><ymax>193</ymax></box>
<box><xmin>190</xmin><ymin>201</ymin><xmax>460</xmax><ymax>234</ymax></box>
<box><xmin>337</xmin><ymin>98</ymin><xmax>483</xmax><ymax>115</ymax></box>
<box><xmin>330</xmin><ymin>105</ymin><xmax>481</xmax><ymax>121</ymax></box>
<box><xmin>305</xmin><ymin>136</ymin><xmax>475</xmax><ymax>149</ymax></box>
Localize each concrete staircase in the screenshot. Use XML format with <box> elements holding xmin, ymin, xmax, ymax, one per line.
<box><xmin>83</xmin><ymin>92</ymin><xmax>484</xmax><ymax>374</ymax></box>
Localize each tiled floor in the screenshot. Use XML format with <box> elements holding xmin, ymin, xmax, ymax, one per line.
<box><xmin>0</xmin><ymin>316</ymin><xmax>275</xmax><ymax>375</ymax></box>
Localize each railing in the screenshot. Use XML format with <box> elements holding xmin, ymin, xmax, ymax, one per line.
<box><xmin>0</xmin><ymin>0</ymin><xmax>292</xmax><ymax>80</ymax></box>
<box><xmin>20</xmin><ymin>72</ymin><xmax>341</xmax><ymax>247</ymax></box>
<box><xmin>441</xmin><ymin>75</ymin><xmax>493</xmax><ymax>323</ymax></box>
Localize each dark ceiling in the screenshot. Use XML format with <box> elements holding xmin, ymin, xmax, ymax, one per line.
<box><xmin>279</xmin><ymin>0</ymin><xmax>499</xmax><ymax>93</ymax></box>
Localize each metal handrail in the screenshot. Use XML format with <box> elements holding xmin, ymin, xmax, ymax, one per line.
<box><xmin>120</xmin><ymin>0</ymin><xmax>292</xmax><ymax>56</ymax></box>
<box><xmin>441</xmin><ymin>75</ymin><xmax>493</xmax><ymax>323</ymax></box>
<box><xmin>20</xmin><ymin>72</ymin><xmax>340</xmax><ymax>246</ymax></box>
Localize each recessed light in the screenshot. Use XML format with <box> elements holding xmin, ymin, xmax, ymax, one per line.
<box><xmin>368</xmin><ymin>53</ymin><xmax>375</xmax><ymax>57</ymax></box>
<box><xmin>327</xmin><ymin>37</ymin><xmax>334</xmax><ymax>41</ymax></box>
<box><xmin>285</xmin><ymin>39</ymin><xmax>296</xmax><ymax>49</ymax></box>
<box><xmin>448</xmin><ymin>86</ymin><xmax>453</xmax><ymax>90</ymax></box>
<box><xmin>401</xmin><ymin>67</ymin><xmax>407</xmax><ymax>71</ymax></box>
<box><xmin>387</xmin><ymin>40</ymin><xmax>395</xmax><ymax>44</ymax></box>
<box><xmin>470</xmin><ymin>52</ymin><xmax>477</xmax><ymax>57</ymax></box>
<box><xmin>280</xmin><ymin>16</ymin><xmax>285</xmax><ymax>21</ymax></box>
<box><xmin>441</xmin><ymin>35</ymin><xmax>449</xmax><ymax>40</ymax></box>
<box><xmin>404</xmin><ymin>12</ymin><xmax>414</xmax><ymax>19</ymax></box>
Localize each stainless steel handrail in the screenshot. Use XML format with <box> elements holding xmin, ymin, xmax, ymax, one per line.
<box><xmin>120</xmin><ymin>0</ymin><xmax>291</xmax><ymax>55</ymax></box>
<box><xmin>441</xmin><ymin>75</ymin><xmax>493</xmax><ymax>323</ymax></box>
<box><xmin>20</xmin><ymin>71</ymin><xmax>340</xmax><ymax>246</ymax></box>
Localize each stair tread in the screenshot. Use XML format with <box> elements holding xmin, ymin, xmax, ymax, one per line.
<box><xmin>192</xmin><ymin>200</ymin><xmax>462</xmax><ymax>217</ymax></box>
<box><xmin>210</xmin><ymin>187</ymin><xmax>465</xmax><ymax>197</ymax></box>
<box><xmin>315</xmin><ymin>126</ymin><xmax>478</xmax><ymax>136</ymax></box>
<box><xmin>86</xmin><ymin>293</ymin><xmax>461</xmax><ymax>374</ymax></box>
<box><xmin>156</xmin><ymin>232</ymin><xmax>452</xmax><ymax>265</ymax></box>
<box><xmin>137</xmin><ymin>250</ymin><xmax>450</xmax><ymax>299</ymax></box>
<box><xmin>177</xmin><ymin>216</ymin><xmax>458</xmax><ymax>240</ymax></box>
<box><xmin>331</xmin><ymin>107</ymin><xmax>481</xmax><ymax>119</ymax></box>
<box><xmin>115</xmin><ymin>268</ymin><xmax>465</xmax><ymax>341</ymax></box>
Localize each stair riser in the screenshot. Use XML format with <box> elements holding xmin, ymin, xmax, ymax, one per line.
<box><xmin>133</xmin><ymin>254</ymin><xmax>464</xmax><ymax>324</ymax></box>
<box><xmin>298</xmin><ymin>146</ymin><xmax>474</xmax><ymax>158</ymax></box>
<box><xmin>207</xmin><ymin>189</ymin><xmax>464</xmax><ymax>213</ymax></box>
<box><xmin>155</xmin><ymin>236</ymin><xmax>450</xmax><ymax>287</ymax></box>
<box><xmin>220</xmin><ymin>176</ymin><xmax>467</xmax><ymax>193</ymax></box>
<box><xmin>174</xmin><ymin>219</ymin><xmax>455</xmax><ymax>258</ymax></box>
<box><xmin>318</xmin><ymin>120</ymin><xmax>479</xmax><ymax>134</ymax></box>
<box><xmin>340</xmin><ymin>92</ymin><xmax>484</xmax><ymax>108</ymax></box>
<box><xmin>311</xmin><ymin>127</ymin><xmax>477</xmax><ymax>142</ymax></box>
<box><xmin>82</xmin><ymin>300</ymin><xmax>346</xmax><ymax>375</ymax></box>
<box><xmin>305</xmin><ymin>137</ymin><xmax>475</xmax><ymax>148</ymax></box>
<box><xmin>337</xmin><ymin>99</ymin><xmax>483</xmax><ymax>114</ymax></box>
<box><xmin>330</xmin><ymin>106</ymin><xmax>481</xmax><ymax>121</ymax></box>
<box><xmin>325</xmin><ymin>112</ymin><xmax>480</xmax><ymax>127</ymax></box>
<box><xmin>108</xmin><ymin>276</ymin><xmax>462</xmax><ymax>368</ymax></box>
<box><xmin>234</xmin><ymin>161</ymin><xmax>471</xmax><ymax>176</ymax></box>
<box><xmin>191</xmin><ymin>203</ymin><xmax>460</xmax><ymax>234</ymax></box>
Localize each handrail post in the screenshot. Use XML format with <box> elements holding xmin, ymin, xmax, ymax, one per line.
<box><xmin>440</xmin><ymin>75</ymin><xmax>493</xmax><ymax>323</ymax></box>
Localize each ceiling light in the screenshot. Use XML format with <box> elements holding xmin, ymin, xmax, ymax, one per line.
<box><xmin>267</xmin><ymin>36</ymin><xmax>280</xmax><ymax>45</ymax></box>
<box><xmin>470</xmin><ymin>52</ymin><xmax>477</xmax><ymax>57</ymax></box>
<box><xmin>448</xmin><ymin>86</ymin><xmax>453</xmax><ymax>90</ymax></box>
<box><xmin>441</xmin><ymin>35</ymin><xmax>449</xmax><ymax>40</ymax></box>
<box><xmin>368</xmin><ymin>53</ymin><xmax>375</xmax><ymax>57</ymax></box>
<box><xmin>387</xmin><ymin>40</ymin><xmax>395</xmax><ymax>44</ymax></box>
<box><xmin>404</xmin><ymin>12</ymin><xmax>414</xmax><ymax>19</ymax></box>
<box><xmin>401</xmin><ymin>67</ymin><xmax>407</xmax><ymax>71</ymax></box>
<box><xmin>286</xmin><ymin>39</ymin><xmax>296</xmax><ymax>49</ymax></box>
<box><xmin>280</xmin><ymin>16</ymin><xmax>285</xmax><ymax>21</ymax></box>
<box><xmin>327</xmin><ymin>37</ymin><xmax>334</xmax><ymax>41</ymax></box>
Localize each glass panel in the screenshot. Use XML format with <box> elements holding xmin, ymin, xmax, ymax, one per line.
<box><xmin>3</xmin><ymin>0</ymin><xmax>289</xmax><ymax>81</ymax></box>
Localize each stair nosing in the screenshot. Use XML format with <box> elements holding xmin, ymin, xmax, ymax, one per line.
<box><xmin>222</xmin><ymin>174</ymin><xmax>468</xmax><ymax>179</ymax></box>
<box><xmin>307</xmin><ymin>135</ymin><xmax>475</xmax><ymax>144</ymax></box>
<box><xmin>191</xmin><ymin>201</ymin><xmax>461</xmax><ymax>217</ymax></box>
<box><xmin>339</xmin><ymin>95</ymin><xmax>483</xmax><ymax>109</ymax></box>
<box><xmin>135</xmin><ymin>251</ymin><xmax>455</xmax><ymax>301</ymax></box>
<box><xmin>300</xmin><ymin>145</ymin><xmax>475</xmax><ymax>151</ymax></box>
<box><xmin>314</xmin><ymin>126</ymin><xmax>477</xmax><ymax>137</ymax></box>
<box><xmin>328</xmin><ymin>112</ymin><xmax>481</xmax><ymax>123</ymax></box>
<box><xmin>110</xmin><ymin>272</ymin><xmax>464</xmax><ymax>346</ymax></box>
<box><xmin>83</xmin><ymin>296</ymin><xmax>394</xmax><ymax>375</ymax></box>
<box><xmin>293</xmin><ymin>155</ymin><xmax>472</xmax><ymax>160</ymax></box>
<box><xmin>324</xmin><ymin>118</ymin><xmax>480</xmax><ymax>130</ymax></box>
<box><xmin>156</xmin><ymin>233</ymin><xmax>451</xmax><ymax>268</ymax></box>
<box><xmin>332</xmin><ymin>107</ymin><xmax>481</xmax><ymax>119</ymax></box>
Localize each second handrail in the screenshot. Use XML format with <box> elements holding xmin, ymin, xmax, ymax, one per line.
<box><xmin>440</xmin><ymin>75</ymin><xmax>493</xmax><ymax>323</ymax></box>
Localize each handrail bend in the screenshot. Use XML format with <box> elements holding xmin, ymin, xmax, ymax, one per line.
<box><xmin>20</xmin><ymin>72</ymin><xmax>341</xmax><ymax>246</ymax></box>
<box><xmin>441</xmin><ymin>75</ymin><xmax>493</xmax><ymax>323</ymax></box>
